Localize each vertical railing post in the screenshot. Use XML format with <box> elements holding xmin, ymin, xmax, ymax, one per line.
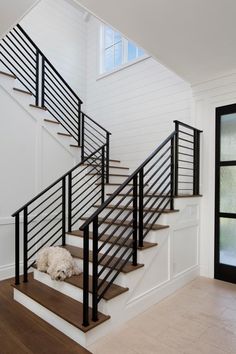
<box><xmin>62</xmin><ymin>177</ymin><xmax>66</xmax><ymax>246</ymax></box>
<box><xmin>92</xmin><ymin>217</ymin><xmax>98</xmax><ymax>322</ymax></box>
<box><xmin>78</xmin><ymin>104</ymin><xmax>81</xmax><ymax>147</ymax></box>
<box><xmin>68</xmin><ymin>172</ymin><xmax>72</xmax><ymax>233</ymax></box>
<box><xmin>35</xmin><ymin>49</ymin><xmax>40</xmax><ymax>106</ymax></box>
<box><xmin>138</xmin><ymin>168</ymin><xmax>144</xmax><ymax>248</ymax></box>
<box><xmin>170</xmin><ymin>136</ymin><xmax>175</xmax><ymax>210</ymax></box>
<box><xmin>23</xmin><ymin>207</ymin><xmax>28</xmax><ymax>283</ymax></box>
<box><xmin>193</xmin><ymin>130</ymin><xmax>200</xmax><ymax>195</ymax></box>
<box><xmin>15</xmin><ymin>213</ymin><xmax>20</xmax><ymax>285</ymax></box>
<box><xmin>133</xmin><ymin>175</ymin><xmax>138</xmax><ymax>265</ymax></box>
<box><xmin>83</xmin><ymin>225</ymin><xmax>90</xmax><ymax>327</ymax></box>
<box><xmin>101</xmin><ymin>145</ymin><xmax>105</xmax><ymax>204</ymax></box>
<box><xmin>41</xmin><ymin>55</ymin><xmax>45</xmax><ymax>108</ymax></box>
<box><xmin>174</xmin><ymin>121</ymin><xmax>179</xmax><ymax>196</ymax></box>
<box><xmin>106</xmin><ymin>132</ymin><xmax>110</xmax><ymax>184</ymax></box>
<box><xmin>81</xmin><ymin>113</ymin><xmax>85</xmax><ymax>161</ymax></box>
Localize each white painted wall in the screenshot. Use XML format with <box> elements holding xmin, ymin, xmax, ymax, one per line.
<box><xmin>85</xmin><ymin>17</ymin><xmax>193</xmax><ymax>170</ymax></box>
<box><xmin>20</xmin><ymin>0</ymin><xmax>88</xmax><ymax>101</ymax></box>
<box><xmin>0</xmin><ymin>0</ymin><xmax>40</xmax><ymax>38</ymax></box>
<box><xmin>193</xmin><ymin>71</ymin><xmax>236</xmax><ymax>278</ymax></box>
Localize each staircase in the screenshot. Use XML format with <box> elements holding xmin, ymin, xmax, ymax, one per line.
<box><xmin>1</xmin><ymin>24</ymin><xmax>203</xmax><ymax>348</ymax></box>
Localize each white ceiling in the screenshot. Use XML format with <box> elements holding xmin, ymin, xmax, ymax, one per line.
<box><xmin>74</xmin><ymin>0</ymin><xmax>236</xmax><ymax>84</ymax></box>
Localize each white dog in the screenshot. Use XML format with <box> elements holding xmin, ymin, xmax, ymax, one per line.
<box><xmin>36</xmin><ymin>246</ymin><xmax>81</xmax><ymax>281</ymax></box>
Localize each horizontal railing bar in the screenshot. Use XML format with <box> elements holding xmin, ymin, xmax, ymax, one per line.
<box><xmin>28</xmin><ymin>194</ymin><xmax>62</xmax><ymax>223</ymax></box>
<box><xmin>143</xmin><ymin>186</ymin><xmax>170</xmax><ymax>224</ymax></box>
<box><xmin>143</xmin><ymin>177</ymin><xmax>171</xmax><ymax>211</ymax></box>
<box><xmin>143</xmin><ymin>198</ymin><xmax>170</xmax><ymax>237</ymax></box>
<box><xmin>178</xmin><ymin>137</ymin><xmax>194</xmax><ymax>144</ymax></box>
<box><xmin>179</xmin><ymin>152</ymin><xmax>193</xmax><ymax>158</ymax></box>
<box><xmin>80</xmin><ymin>131</ymin><xmax>176</xmax><ymax>230</ymax></box>
<box><xmin>178</xmin><ymin>166</ymin><xmax>194</xmax><ymax>171</ymax></box>
<box><xmin>72</xmin><ymin>175</ymin><xmax>101</xmax><ymax>203</ymax></box>
<box><xmin>27</xmin><ymin>226</ymin><xmax>62</xmax><ymax>260</ymax></box>
<box><xmin>143</xmin><ymin>146</ymin><xmax>171</xmax><ymax>177</ymax></box>
<box><xmin>0</xmin><ymin>58</ymin><xmax>35</xmax><ymax>95</ymax></box>
<box><xmin>71</xmin><ymin>183</ymin><xmax>101</xmax><ymax>211</ymax></box>
<box><xmin>83</xmin><ymin>113</ymin><xmax>111</xmax><ymax>135</ymax></box>
<box><xmin>27</xmin><ymin>185</ymin><xmax>62</xmax><ymax>215</ymax></box>
<box><xmin>44</xmin><ymin>78</ymin><xmax>78</xmax><ymax>114</ymax></box>
<box><xmin>144</xmin><ymin>169</ymin><xmax>171</xmax><ymax>200</ymax></box>
<box><xmin>12</xmin><ymin>145</ymin><xmax>106</xmax><ymax>216</ymax></box>
<box><xmin>4</xmin><ymin>34</ymin><xmax>36</xmax><ymax>68</ymax></box>
<box><xmin>178</xmin><ymin>129</ymin><xmax>194</xmax><ymax>138</ymax></box>
<box><xmin>178</xmin><ymin>159</ymin><xmax>193</xmax><ymax>164</ymax></box>
<box><xmin>178</xmin><ymin>189</ymin><xmax>193</xmax><ymax>191</ymax></box>
<box><xmin>0</xmin><ymin>43</ymin><xmax>36</xmax><ymax>79</ymax></box>
<box><xmin>28</xmin><ymin>211</ymin><xmax>62</xmax><ymax>244</ymax></box>
<box><xmin>178</xmin><ymin>174</ymin><xmax>193</xmax><ymax>178</ymax></box>
<box><xmin>97</xmin><ymin>250</ymin><xmax>133</xmax><ymax>302</ymax></box>
<box><xmin>178</xmin><ymin>144</ymin><xmax>194</xmax><ymax>151</ymax></box>
<box><xmin>145</xmin><ymin>156</ymin><xmax>171</xmax><ymax>187</ymax></box>
<box><xmin>72</xmin><ymin>163</ymin><xmax>102</xmax><ymax>186</ymax></box>
<box><xmin>28</xmin><ymin>202</ymin><xmax>62</xmax><ymax>234</ymax></box>
<box><xmin>84</xmin><ymin>120</ymin><xmax>107</xmax><ymax>140</ymax></box>
<box><xmin>84</xmin><ymin>132</ymin><xmax>101</xmax><ymax>148</ymax></box>
<box><xmin>84</xmin><ymin>137</ymin><xmax>100</xmax><ymax>152</ymax></box>
<box><xmin>174</xmin><ymin>120</ymin><xmax>203</xmax><ymax>133</ymax></box>
<box><xmin>84</xmin><ymin>126</ymin><xmax>105</xmax><ymax>145</ymax></box>
<box><xmin>178</xmin><ymin>181</ymin><xmax>194</xmax><ymax>184</ymax></box>
<box><xmin>8</xmin><ymin>30</ymin><xmax>37</xmax><ymax>62</ymax></box>
<box><xmin>71</xmin><ymin>194</ymin><xmax>102</xmax><ymax>227</ymax></box>
<box><xmin>13</xmin><ymin>27</ymin><xmax>36</xmax><ymax>54</ymax></box>
<box><xmin>16</xmin><ymin>24</ymin><xmax>82</xmax><ymax>103</ymax></box>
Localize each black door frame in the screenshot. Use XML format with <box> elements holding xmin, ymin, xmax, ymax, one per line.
<box><xmin>215</xmin><ymin>103</ymin><xmax>236</xmax><ymax>283</ymax></box>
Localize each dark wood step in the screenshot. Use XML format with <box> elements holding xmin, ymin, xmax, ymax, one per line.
<box><xmin>95</xmin><ymin>158</ymin><xmax>121</xmax><ymax>164</ymax></box>
<box><xmin>57</xmin><ymin>132</ymin><xmax>71</xmax><ymax>137</ymax></box>
<box><xmin>13</xmin><ymin>87</ymin><xmax>32</xmax><ymax>95</ymax></box>
<box><xmin>84</xmin><ymin>164</ymin><xmax>129</xmax><ymax>170</ymax></box>
<box><xmin>106</xmin><ymin>192</ymin><xmax>170</xmax><ymax>197</ymax></box>
<box><xmin>29</xmin><ymin>104</ymin><xmax>47</xmax><ymax>111</ymax></box>
<box><xmin>0</xmin><ymin>70</ymin><xmax>16</xmax><ymax>78</ymax></box>
<box><xmin>13</xmin><ymin>276</ymin><xmax>110</xmax><ymax>333</ymax></box>
<box><xmin>89</xmin><ymin>173</ymin><xmax>129</xmax><ymax>178</ymax></box>
<box><xmin>81</xmin><ymin>217</ymin><xmax>169</xmax><ymax>231</ymax></box>
<box><xmin>44</xmin><ymin>119</ymin><xmax>60</xmax><ymax>125</ymax></box>
<box><xmin>64</xmin><ymin>245</ymin><xmax>144</xmax><ymax>274</ymax></box>
<box><xmin>65</xmin><ymin>273</ymin><xmax>128</xmax><ymax>300</ymax></box>
<box><xmin>175</xmin><ymin>194</ymin><xmax>203</xmax><ymax>198</ymax></box>
<box><xmin>68</xmin><ymin>229</ymin><xmax>157</xmax><ymax>250</ymax></box>
<box><xmin>95</xmin><ymin>204</ymin><xmax>179</xmax><ymax>214</ymax></box>
<box><xmin>70</xmin><ymin>144</ymin><xmax>80</xmax><ymax>148</ymax></box>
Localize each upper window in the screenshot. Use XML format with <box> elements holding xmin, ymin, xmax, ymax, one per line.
<box><xmin>100</xmin><ymin>25</ymin><xmax>145</xmax><ymax>74</ymax></box>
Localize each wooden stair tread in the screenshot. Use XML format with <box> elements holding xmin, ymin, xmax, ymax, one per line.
<box><xmin>68</xmin><ymin>229</ymin><xmax>157</xmax><ymax>250</ymax></box>
<box><xmin>81</xmin><ymin>217</ymin><xmax>169</xmax><ymax>231</ymax></box>
<box><xmin>0</xmin><ymin>70</ymin><xmax>16</xmax><ymax>78</ymax></box>
<box><xmin>65</xmin><ymin>273</ymin><xmax>129</xmax><ymax>300</ymax></box>
<box><xmin>175</xmin><ymin>194</ymin><xmax>203</xmax><ymax>198</ymax></box>
<box><xmin>13</xmin><ymin>276</ymin><xmax>110</xmax><ymax>333</ymax></box>
<box><xmin>84</xmin><ymin>164</ymin><xmax>129</xmax><ymax>170</ymax></box>
<box><xmin>106</xmin><ymin>192</ymin><xmax>171</xmax><ymax>197</ymax></box>
<box><xmin>57</xmin><ymin>132</ymin><xmax>71</xmax><ymax>137</ymax></box>
<box><xmin>70</xmin><ymin>144</ymin><xmax>80</xmax><ymax>148</ymax></box>
<box><xmin>44</xmin><ymin>119</ymin><xmax>60</xmax><ymax>124</ymax></box>
<box><xmin>89</xmin><ymin>173</ymin><xmax>129</xmax><ymax>178</ymax></box>
<box><xmin>95</xmin><ymin>158</ymin><xmax>121</xmax><ymax>163</ymax></box>
<box><xmin>64</xmin><ymin>245</ymin><xmax>144</xmax><ymax>274</ymax></box>
<box><xmin>29</xmin><ymin>104</ymin><xmax>47</xmax><ymax>111</ymax></box>
<box><xmin>13</xmin><ymin>87</ymin><xmax>32</xmax><ymax>95</ymax></box>
<box><xmin>95</xmin><ymin>204</ymin><xmax>178</xmax><ymax>213</ymax></box>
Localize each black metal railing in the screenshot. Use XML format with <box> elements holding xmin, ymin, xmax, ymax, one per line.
<box><xmin>0</xmin><ymin>24</ymin><xmax>111</xmax><ymax>179</ymax></box>
<box><xmin>174</xmin><ymin>120</ymin><xmax>202</xmax><ymax>196</ymax></box>
<box><xmin>12</xmin><ymin>146</ymin><xmax>106</xmax><ymax>285</ymax></box>
<box><xmin>79</xmin><ymin>121</ymin><xmax>202</xmax><ymax>326</ymax></box>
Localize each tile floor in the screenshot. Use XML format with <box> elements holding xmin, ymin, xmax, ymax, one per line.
<box><xmin>88</xmin><ymin>277</ymin><xmax>236</xmax><ymax>354</ymax></box>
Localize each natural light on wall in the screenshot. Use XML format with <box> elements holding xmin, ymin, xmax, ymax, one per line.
<box><xmin>100</xmin><ymin>25</ymin><xmax>146</xmax><ymax>74</ymax></box>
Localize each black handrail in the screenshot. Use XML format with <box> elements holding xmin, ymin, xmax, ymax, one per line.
<box><xmin>1</xmin><ymin>23</ymin><xmax>111</xmax><ymax>181</ymax></box>
<box><xmin>80</xmin><ymin>121</ymin><xmax>202</xmax><ymax>326</ymax></box>
<box><xmin>13</xmin><ymin>145</ymin><xmax>107</xmax><ymax>285</ymax></box>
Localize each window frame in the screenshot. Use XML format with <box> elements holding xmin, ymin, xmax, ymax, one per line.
<box><xmin>99</xmin><ymin>24</ymin><xmax>149</xmax><ymax>77</ymax></box>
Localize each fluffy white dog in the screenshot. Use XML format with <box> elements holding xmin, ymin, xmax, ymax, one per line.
<box><xmin>36</xmin><ymin>246</ymin><xmax>81</xmax><ymax>281</ymax></box>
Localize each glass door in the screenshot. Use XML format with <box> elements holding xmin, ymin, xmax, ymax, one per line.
<box><xmin>215</xmin><ymin>104</ymin><xmax>236</xmax><ymax>283</ymax></box>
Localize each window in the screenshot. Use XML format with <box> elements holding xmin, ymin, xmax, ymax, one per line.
<box><xmin>100</xmin><ymin>25</ymin><xmax>146</xmax><ymax>74</ymax></box>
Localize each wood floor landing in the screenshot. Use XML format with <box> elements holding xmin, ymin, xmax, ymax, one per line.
<box><xmin>0</xmin><ymin>277</ymin><xmax>91</xmax><ymax>354</ymax></box>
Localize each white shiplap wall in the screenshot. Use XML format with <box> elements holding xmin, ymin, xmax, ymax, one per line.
<box><xmin>85</xmin><ymin>17</ymin><xmax>194</xmax><ymax>170</ymax></box>
<box><xmin>20</xmin><ymin>0</ymin><xmax>87</xmax><ymax>101</ymax></box>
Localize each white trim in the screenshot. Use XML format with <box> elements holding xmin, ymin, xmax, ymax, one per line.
<box><xmin>97</xmin><ymin>55</ymin><xmax>151</xmax><ymax>81</ymax></box>
<box><xmin>0</xmin><ymin>262</ymin><xmax>23</xmax><ymax>281</ymax></box>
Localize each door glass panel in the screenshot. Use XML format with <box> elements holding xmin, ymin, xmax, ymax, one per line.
<box><xmin>220</xmin><ymin>166</ymin><xmax>236</xmax><ymax>213</ymax></box>
<box><xmin>220</xmin><ymin>218</ymin><xmax>236</xmax><ymax>266</ymax></box>
<box><xmin>221</xmin><ymin>113</ymin><xmax>236</xmax><ymax>161</ymax></box>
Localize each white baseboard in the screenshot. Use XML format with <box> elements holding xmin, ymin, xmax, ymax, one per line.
<box><xmin>0</xmin><ymin>262</ymin><xmax>23</xmax><ymax>281</ymax></box>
